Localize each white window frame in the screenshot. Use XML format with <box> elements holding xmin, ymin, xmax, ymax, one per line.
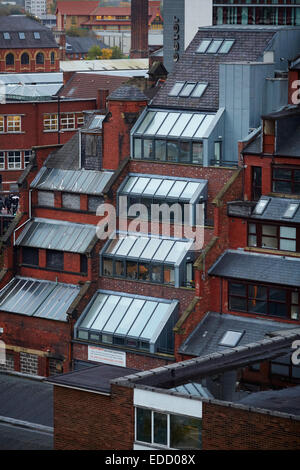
<box><xmin>7</xmin><ymin>151</ymin><xmax>21</xmax><ymax>169</ymax></box>
<box><xmin>0</xmin><ymin>151</ymin><xmax>5</xmax><ymax>169</ymax></box>
<box><xmin>7</xmin><ymin>115</ymin><xmax>21</xmax><ymax>133</ymax></box>
<box><xmin>43</xmin><ymin>114</ymin><xmax>58</xmax><ymax>131</ymax></box>
<box><xmin>24</xmin><ymin>150</ymin><xmax>32</xmax><ymax>167</ymax></box>
<box><xmin>61</xmin><ymin>113</ymin><xmax>75</xmax><ymax>130</ymax></box>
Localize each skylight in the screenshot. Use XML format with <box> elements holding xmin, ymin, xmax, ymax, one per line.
<box><xmin>219</xmin><ymin>330</ymin><xmax>244</xmax><ymax>348</ymax></box>
<box><xmin>168</xmin><ymin>81</ymin><xmax>208</xmax><ymax>98</ymax></box>
<box><xmin>34</xmin><ymin>32</ymin><xmax>40</xmax><ymax>39</ymax></box>
<box><xmin>89</xmin><ymin>115</ymin><xmax>105</xmax><ymax>129</ymax></box>
<box><xmin>196</xmin><ymin>39</ymin><xmax>211</xmax><ymax>53</ymax></box>
<box><xmin>18</xmin><ymin>32</ymin><xmax>25</xmax><ymax>39</ymax></box>
<box><xmin>196</xmin><ymin>39</ymin><xmax>235</xmax><ymax>54</ymax></box>
<box><xmin>283</xmin><ymin>203</ymin><xmax>299</xmax><ymax>219</ymax></box>
<box><xmin>253</xmin><ymin>197</ymin><xmax>270</xmax><ymax>215</ymax></box>
<box><xmin>3</xmin><ymin>32</ymin><xmax>10</xmax><ymax>40</ymax></box>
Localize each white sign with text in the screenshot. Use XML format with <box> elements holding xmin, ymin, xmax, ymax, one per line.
<box><xmin>88</xmin><ymin>345</ymin><xmax>126</xmax><ymax>367</ymax></box>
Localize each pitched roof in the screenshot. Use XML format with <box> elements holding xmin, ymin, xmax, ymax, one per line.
<box><xmin>0</xmin><ymin>277</ymin><xmax>80</xmax><ymax>322</ymax></box>
<box><xmin>152</xmin><ymin>27</ymin><xmax>278</xmax><ymax>111</ymax></box>
<box><xmin>250</xmin><ymin>196</ymin><xmax>300</xmax><ymax>224</ymax></box>
<box><xmin>59</xmin><ymin>73</ymin><xmax>129</xmax><ymax>99</ymax></box>
<box><xmin>56</xmin><ymin>1</ymin><xmax>98</xmax><ymax>15</ymax></box>
<box><xmin>208</xmin><ymin>250</ymin><xmax>300</xmax><ymax>287</ymax></box>
<box><xmin>0</xmin><ymin>15</ymin><xmax>58</xmax><ymax>49</ymax></box>
<box><xmin>107</xmin><ymin>84</ymin><xmax>149</xmax><ymax>102</ymax></box>
<box><xmin>179</xmin><ymin>311</ymin><xmax>299</xmax><ymax>357</ymax></box>
<box><xmin>65</xmin><ymin>36</ymin><xmax>107</xmax><ymax>54</ymax></box>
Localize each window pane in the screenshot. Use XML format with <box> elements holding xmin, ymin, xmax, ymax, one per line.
<box><xmin>191</xmin><ymin>84</ymin><xmax>207</xmax><ymax>98</ymax></box>
<box><xmin>273</xmin><ymin>181</ymin><xmax>292</xmax><ymax>194</ymax></box>
<box><xmin>273</xmin><ymin>168</ymin><xmax>291</xmax><ymax>179</ymax></box>
<box><xmin>135</xmin><ymin>111</ymin><xmax>155</xmax><ymax>134</ymax></box>
<box><xmin>229</xmin><ymin>297</ymin><xmax>247</xmax><ymax>312</ymax></box>
<box><xmin>180</xmin><ymin>82</ymin><xmax>196</xmax><ymax>97</ymax></box>
<box><xmin>134</xmin><ymin>138</ymin><xmax>142</xmax><ymax>159</ymax></box>
<box><xmin>46</xmin><ymin>250</ymin><xmax>63</xmax><ymax>270</ymax></box>
<box><xmin>164</xmin><ymin>266</ymin><xmax>175</xmax><ymax>285</ymax></box>
<box><xmin>136</xmin><ymin>408</ymin><xmax>151</xmax><ymax>443</ymax></box>
<box><xmin>269</xmin><ymin>288</ymin><xmax>286</xmax><ymax>302</ymax></box>
<box><xmin>219</xmin><ymin>39</ymin><xmax>234</xmax><ymax>53</ymax></box>
<box><xmin>192</xmin><ymin>142</ymin><xmax>203</xmax><ymax>164</ymax></box>
<box><xmin>229</xmin><ymin>283</ymin><xmax>246</xmax><ymax>296</ymax></box>
<box><xmin>145</xmin><ymin>112</ymin><xmax>168</xmax><ymax>135</ymax></box>
<box><xmin>168</xmin><ymin>113</ymin><xmax>193</xmax><ymax>137</ymax></box>
<box><xmin>115</xmin><ymin>260</ymin><xmax>125</xmax><ymax>277</ymax></box>
<box><xmin>262</xmin><ymin>225</ymin><xmax>277</xmax><ymax>236</ymax></box>
<box><xmin>143</xmin><ymin>140</ymin><xmax>154</xmax><ymax>159</ymax></box>
<box><xmin>170</xmin><ymin>415</ymin><xmax>202</xmax><ymax>450</ymax></box>
<box><xmin>157</xmin><ymin>113</ymin><xmax>179</xmax><ymax>135</ymax></box>
<box><xmin>23</xmin><ymin>247</ymin><xmax>39</xmax><ymax>266</ymax></box>
<box><xmin>280</xmin><ymin>239</ymin><xmax>296</xmax><ymax>251</ymax></box>
<box><xmin>197</xmin><ymin>39</ymin><xmax>211</xmax><ymax>53</ymax></box>
<box><xmin>248</xmin><ymin>235</ymin><xmax>257</xmax><ymax>247</ymax></box>
<box><xmin>138</xmin><ymin>263</ymin><xmax>150</xmax><ymax>281</ymax></box>
<box><xmin>154</xmin><ymin>412</ymin><xmax>167</xmax><ymax>445</ymax></box>
<box><xmin>166</xmin><ymin>141</ymin><xmax>179</xmax><ymax>162</ymax></box>
<box><xmin>155</xmin><ymin>140</ymin><xmax>166</xmax><ymax>161</ymax></box>
<box><xmin>248</xmin><ymin>285</ymin><xmax>267</xmax><ymax>300</ymax></box>
<box><xmin>181</xmin><ymin>114</ymin><xmax>205</xmax><ymax>138</ymax></box>
<box><xmin>269</xmin><ymin>302</ymin><xmax>287</xmax><ymax>318</ymax></box>
<box><xmin>262</xmin><ymin>236</ymin><xmax>278</xmax><ymax>249</ymax></box>
<box><xmin>126</xmin><ymin>261</ymin><xmax>138</xmax><ymax>279</ymax></box>
<box><xmin>207</xmin><ymin>40</ymin><xmax>223</xmax><ymax>53</ymax></box>
<box><xmin>151</xmin><ymin>265</ymin><xmax>162</xmax><ymax>283</ymax></box>
<box><xmin>271</xmin><ymin>364</ymin><xmax>289</xmax><ymax>377</ymax></box>
<box><xmin>179</xmin><ymin>141</ymin><xmax>190</xmax><ymax>162</ymax></box>
<box><xmin>103</xmin><ymin>258</ymin><xmax>113</xmax><ymax>276</ymax></box>
<box><xmin>248</xmin><ymin>300</ymin><xmax>267</xmax><ymax>315</ymax></box>
<box><xmin>280</xmin><ymin>226</ymin><xmax>296</xmax><ymax>239</ymax></box>
<box><xmin>169</xmin><ymin>82</ymin><xmax>184</xmax><ymax>97</ymax></box>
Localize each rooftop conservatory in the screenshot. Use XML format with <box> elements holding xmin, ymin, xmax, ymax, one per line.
<box><xmin>74</xmin><ymin>290</ymin><xmax>179</xmax><ymax>354</ymax></box>
<box><xmin>100</xmin><ymin>232</ymin><xmax>196</xmax><ymax>288</ymax></box>
<box><xmin>131</xmin><ymin>108</ymin><xmax>224</xmax><ymax>166</ymax></box>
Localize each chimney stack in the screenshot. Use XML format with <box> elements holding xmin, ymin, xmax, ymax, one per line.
<box><xmin>130</xmin><ymin>0</ymin><xmax>149</xmax><ymax>59</ymax></box>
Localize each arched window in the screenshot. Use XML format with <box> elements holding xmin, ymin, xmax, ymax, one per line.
<box><xmin>50</xmin><ymin>51</ymin><xmax>55</xmax><ymax>65</ymax></box>
<box><xmin>21</xmin><ymin>52</ymin><xmax>29</xmax><ymax>65</ymax></box>
<box><xmin>36</xmin><ymin>52</ymin><xmax>44</xmax><ymax>65</ymax></box>
<box><xmin>5</xmin><ymin>53</ymin><xmax>14</xmax><ymax>66</ymax></box>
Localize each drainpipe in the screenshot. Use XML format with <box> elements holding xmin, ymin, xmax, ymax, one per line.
<box><xmin>13</xmin><ymin>188</ymin><xmax>32</xmax><ymax>245</ymax></box>
<box><xmin>78</xmin><ymin>128</ymin><xmax>82</xmax><ymax>169</ymax></box>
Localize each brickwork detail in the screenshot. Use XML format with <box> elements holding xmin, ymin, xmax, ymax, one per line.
<box><xmin>0</xmin><ymin>352</ymin><xmax>15</xmax><ymax>372</ymax></box>
<box><xmin>20</xmin><ymin>352</ymin><xmax>38</xmax><ymax>375</ymax></box>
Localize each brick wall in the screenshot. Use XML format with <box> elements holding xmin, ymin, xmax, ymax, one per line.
<box><xmin>54</xmin><ymin>383</ymin><xmax>134</xmax><ymax>450</ymax></box>
<box><xmin>202</xmin><ymin>401</ymin><xmax>300</xmax><ymax>450</ymax></box>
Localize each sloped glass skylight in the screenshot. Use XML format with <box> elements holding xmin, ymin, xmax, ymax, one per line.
<box><xmin>34</xmin><ymin>32</ymin><xmax>40</xmax><ymax>39</ymax></box>
<box><xmin>18</xmin><ymin>32</ymin><xmax>25</xmax><ymax>39</ymax></box>
<box><xmin>219</xmin><ymin>330</ymin><xmax>244</xmax><ymax>347</ymax></box>
<box><xmin>283</xmin><ymin>203</ymin><xmax>299</xmax><ymax>219</ymax></box>
<box><xmin>3</xmin><ymin>32</ymin><xmax>10</xmax><ymax>40</ymax></box>
<box><xmin>196</xmin><ymin>38</ymin><xmax>235</xmax><ymax>54</ymax></box>
<box><xmin>253</xmin><ymin>197</ymin><xmax>270</xmax><ymax>215</ymax></box>
<box><xmin>168</xmin><ymin>81</ymin><xmax>208</xmax><ymax>98</ymax></box>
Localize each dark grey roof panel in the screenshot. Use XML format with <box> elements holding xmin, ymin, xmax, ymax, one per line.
<box><xmin>107</xmin><ymin>85</ymin><xmax>149</xmax><ymax>102</ymax></box>
<box><xmin>0</xmin><ymin>16</ymin><xmax>58</xmax><ymax>49</ymax></box>
<box><xmin>45</xmin><ymin>133</ymin><xmax>80</xmax><ymax>170</ymax></box>
<box><xmin>251</xmin><ymin>197</ymin><xmax>300</xmax><ymax>224</ymax></box>
<box><xmin>239</xmin><ymin>385</ymin><xmax>300</xmax><ymax>416</ymax></box>
<box><xmin>65</xmin><ymin>36</ymin><xmax>106</xmax><ymax>54</ymax></box>
<box><xmin>208</xmin><ymin>250</ymin><xmax>300</xmax><ymax>287</ymax></box>
<box><xmin>179</xmin><ymin>311</ymin><xmax>298</xmax><ymax>357</ymax></box>
<box><xmin>152</xmin><ymin>28</ymin><xmax>276</xmax><ymax>111</ymax></box>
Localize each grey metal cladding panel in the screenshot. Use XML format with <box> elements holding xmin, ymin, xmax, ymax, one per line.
<box><xmin>209</xmin><ymin>251</ymin><xmax>300</xmax><ymax>287</ymax></box>
<box><xmin>154</xmin><ymin>29</ymin><xmax>276</xmax><ymax>111</ymax></box>
<box><xmin>179</xmin><ymin>311</ymin><xmax>298</xmax><ymax>357</ymax></box>
<box><xmin>34</xmin><ymin>284</ymin><xmax>79</xmax><ymax>321</ymax></box>
<box><xmin>38</xmin><ymin>191</ymin><xmax>55</xmax><ymax>207</ymax></box>
<box><xmin>16</xmin><ymin>220</ymin><xmax>96</xmax><ymax>253</ymax></box>
<box><xmin>62</xmin><ymin>193</ymin><xmax>81</xmax><ymax>210</ymax></box>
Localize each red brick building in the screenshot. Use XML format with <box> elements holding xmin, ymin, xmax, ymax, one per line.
<box><xmin>0</xmin><ymin>15</ymin><xmax>59</xmax><ymax>73</ymax></box>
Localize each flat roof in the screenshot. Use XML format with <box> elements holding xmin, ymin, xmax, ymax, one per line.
<box><xmin>46</xmin><ymin>363</ymin><xmax>139</xmax><ymax>394</ymax></box>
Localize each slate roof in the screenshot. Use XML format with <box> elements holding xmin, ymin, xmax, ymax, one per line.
<box><xmin>250</xmin><ymin>197</ymin><xmax>300</xmax><ymax>224</ymax></box>
<box><xmin>107</xmin><ymin>85</ymin><xmax>149</xmax><ymax>102</ymax></box>
<box><xmin>45</xmin><ymin>133</ymin><xmax>80</xmax><ymax>170</ymax></box>
<box><xmin>179</xmin><ymin>311</ymin><xmax>299</xmax><ymax>357</ymax></box>
<box><xmin>0</xmin><ymin>15</ymin><xmax>58</xmax><ymax>49</ymax></box>
<box><xmin>208</xmin><ymin>250</ymin><xmax>300</xmax><ymax>287</ymax></box>
<box><xmin>238</xmin><ymin>385</ymin><xmax>300</xmax><ymax>416</ymax></box>
<box><xmin>65</xmin><ymin>36</ymin><xmax>107</xmax><ymax>54</ymax></box>
<box><xmin>46</xmin><ymin>363</ymin><xmax>139</xmax><ymax>394</ymax></box>
<box><xmin>58</xmin><ymin>73</ymin><xmax>129</xmax><ymax>99</ymax></box>
<box><xmin>152</xmin><ymin>26</ymin><xmax>280</xmax><ymax>111</ymax></box>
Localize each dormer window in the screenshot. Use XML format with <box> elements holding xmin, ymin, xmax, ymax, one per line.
<box><xmin>33</xmin><ymin>32</ymin><xmax>40</xmax><ymax>39</ymax></box>
<box><xmin>3</xmin><ymin>32</ymin><xmax>10</xmax><ymax>39</ymax></box>
<box><xmin>18</xmin><ymin>32</ymin><xmax>25</xmax><ymax>39</ymax></box>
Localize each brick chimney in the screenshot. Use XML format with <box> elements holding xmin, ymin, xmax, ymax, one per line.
<box><xmin>97</xmin><ymin>89</ymin><xmax>110</xmax><ymax>110</ymax></box>
<box><xmin>130</xmin><ymin>0</ymin><xmax>149</xmax><ymax>58</ymax></box>
<box><xmin>102</xmin><ymin>86</ymin><xmax>149</xmax><ymax>170</ymax></box>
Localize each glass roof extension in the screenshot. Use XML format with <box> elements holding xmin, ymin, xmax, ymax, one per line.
<box><xmin>0</xmin><ymin>277</ymin><xmax>80</xmax><ymax>322</ymax></box>
<box><xmin>30</xmin><ymin>167</ymin><xmax>114</xmax><ymax>195</ymax></box>
<box><xmin>75</xmin><ymin>290</ymin><xmax>179</xmax><ymax>353</ymax></box>
<box><xmin>120</xmin><ymin>174</ymin><xmax>207</xmax><ymax>204</ymax></box>
<box><xmin>102</xmin><ymin>232</ymin><xmax>193</xmax><ymax>266</ymax></box>
<box><xmin>133</xmin><ymin>109</ymin><xmax>216</xmax><ymax>140</ymax></box>
<box><xmin>15</xmin><ymin>218</ymin><xmax>97</xmax><ymax>253</ymax></box>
